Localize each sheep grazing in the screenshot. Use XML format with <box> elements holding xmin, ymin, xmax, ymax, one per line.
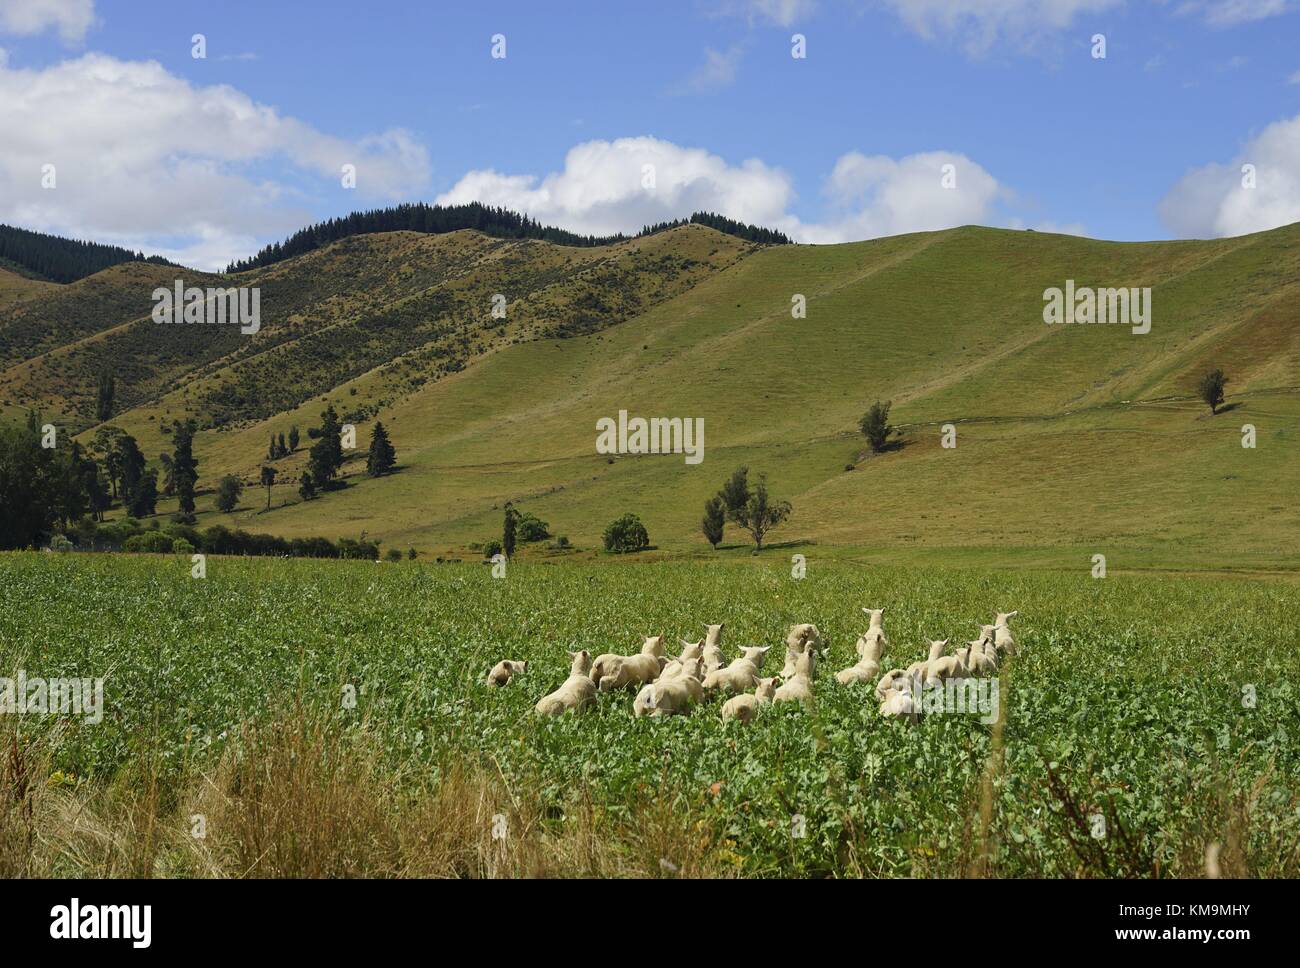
<box><xmin>486</xmin><ymin>659</ymin><xmax>528</xmax><ymax>688</ymax></box>
<box><xmin>836</xmin><ymin>632</ymin><xmax>886</xmax><ymax>685</ymax></box>
<box><xmin>591</xmin><ymin>634</ymin><xmax>668</xmax><ymax>692</ymax></box>
<box><xmin>634</xmin><ymin>658</ymin><xmax>704</xmax><ymax>717</ymax></box>
<box><xmin>702</xmin><ymin>623</ymin><xmax>727</xmax><ymax>675</ymax></box>
<box><xmin>702</xmin><ymin>646</ymin><xmax>772</xmax><ymax>694</ymax></box>
<box><xmin>991</xmin><ymin>611</ymin><xmax>1019</xmax><ymax>656</ymax></box>
<box><xmin>922</xmin><ymin>639</ymin><xmax>969</xmax><ymax>689</ymax></box>
<box><xmin>659</xmin><ymin>639</ymin><xmax>704</xmax><ymax>681</ymax></box>
<box><xmin>774</xmin><ymin>650</ymin><xmax>816</xmax><ymax>705</ymax></box>
<box><xmin>721</xmin><ymin>678</ymin><xmax>778</xmax><ymax>723</ymax></box>
<box><xmin>534</xmin><ymin>650</ymin><xmax>597</xmax><ymax>716</ymax></box>
<box><xmin>857</xmin><ymin>607</ymin><xmax>888</xmax><ymax>658</ymax></box>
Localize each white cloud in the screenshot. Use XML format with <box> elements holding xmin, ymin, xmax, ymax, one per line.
<box><xmin>674</xmin><ymin>45</ymin><xmax>744</xmax><ymax>94</ymax></box>
<box><xmin>0</xmin><ymin>52</ymin><xmax>431</xmax><ymax>270</ymax></box>
<box><xmin>1179</xmin><ymin>0</ymin><xmax>1291</xmax><ymax>26</ymax></box>
<box><xmin>750</xmin><ymin>0</ymin><xmax>816</xmax><ymax>25</ymax></box>
<box><xmin>0</xmin><ymin>0</ymin><xmax>94</xmax><ymax>44</ymax></box>
<box><xmin>437</xmin><ymin>136</ymin><xmax>1016</xmax><ymax>244</ymax></box>
<box><xmin>800</xmin><ymin>150</ymin><xmax>1004</xmax><ymax>242</ymax></box>
<box><xmin>437</xmin><ymin>137</ymin><xmax>794</xmax><ymax>237</ymax></box>
<box><xmin>1158</xmin><ymin>113</ymin><xmax>1300</xmax><ymax>237</ymax></box>
<box><xmin>876</xmin><ymin>0</ymin><xmax>1122</xmax><ymax>55</ymax></box>
<box><xmin>715</xmin><ymin>0</ymin><xmax>816</xmax><ymax>27</ymax></box>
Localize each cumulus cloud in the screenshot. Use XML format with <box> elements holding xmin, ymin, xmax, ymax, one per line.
<box><xmin>713</xmin><ymin>0</ymin><xmax>816</xmax><ymax>27</ymax></box>
<box><xmin>877</xmin><ymin>0</ymin><xmax>1121</xmax><ymax>55</ymax></box>
<box><xmin>436</xmin><ymin>137</ymin><xmax>795</xmax><ymax>238</ymax></box>
<box><xmin>437</xmin><ymin>136</ymin><xmax>1015</xmax><ymax>244</ymax></box>
<box><xmin>1158</xmin><ymin>113</ymin><xmax>1300</xmax><ymax>237</ymax></box>
<box><xmin>800</xmin><ymin>150</ymin><xmax>1004</xmax><ymax>242</ymax></box>
<box><xmin>0</xmin><ymin>0</ymin><xmax>94</xmax><ymax>44</ymax></box>
<box><xmin>0</xmin><ymin>52</ymin><xmax>431</xmax><ymax>269</ymax></box>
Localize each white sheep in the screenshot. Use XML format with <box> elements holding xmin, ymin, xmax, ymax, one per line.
<box><xmin>486</xmin><ymin>659</ymin><xmax>528</xmax><ymax>688</ymax></box>
<box><xmin>534</xmin><ymin>650</ymin><xmax>597</xmax><ymax>716</ymax></box>
<box><xmin>702</xmin><ymin>646</ymin><xmax>772</xmax><ymax>694</ymax></box>
<box><xmin>875</xmin><ymin>668</ymin><xmax>909</xmax><ymax>702</ymax></box>
<box><xmin>964</xmin><ymin>632</ymin><xmax>998</xmax><ymax>677</ymax></box>
<box><xmin>781</xmin><ymin>624</ymin><xmax>824</xmax><ymax>679</ymax></box>
<box><xmin>634</xmin><ymin>658</ymin><xmax>704</xmax><ymax>717</ymax></box>
<box><xmin>879</xmin><ymin>685</ymin><xmax>918</xmax><ymax>723</ymax></box>
<box><xmin>904</xmin><ymin>639</ymin><xmax>948</xmax><ymax>681</ymax></box>
<box><xmin>991</xmin><ymin>611</ymin><xmax>1019</xmax><ymax>656</ymax></box>
<box><xmin>836</xmin><ymin>632</ymin><xmax>886</xmax><ymax>685</ymax></box>
<box><xmin>857</xmin><ymin>607</ymin><xmax>888</xmax><ymax>658</ymax></box>
<box><xmin>659</xmin><ymin>639</ymin><xmax>704</xmax><ymax>681</ymax></box>
<box><xmin>922</xmin><ymin>639</ymin><xmax>970</xmax><ymax>688</ymax></box>
<box><xmin>721</xmin><ymin>678</ymin><xmax>778</xmax><ymax>723</ymax></box>
<box><xmin>701</xmin><ymin>623</ymin><xmax>727</xmax><ymax>675</ymax></box>
<box><xmin>590</xmin><ymin>634</ymin><xmax>667</xmax><ymax>692</ymax></box>
<box><xmin>773</xmin><ymin>650</ymin><xmax>815</xmax><ymax>705</ymax></box>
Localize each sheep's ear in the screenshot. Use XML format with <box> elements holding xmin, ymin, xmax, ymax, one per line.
<box><xmin>1007</xmin><ymin>610</ymin><xmax>1019</xmax><ymax>619</ymax></box>
<box><xmin>680</xmin><ymin>638</ymin><xmax>693</xmax><ymax>647</ymax></box>
<box><xmin>862</xmin><ymin>607</ymin><xmax>871</xmax><ymax>615</ymax></box>
<box><xmin>941</xmin><ymin>639</ymin><xmax>950</xmax><ymax>646</ymax></box>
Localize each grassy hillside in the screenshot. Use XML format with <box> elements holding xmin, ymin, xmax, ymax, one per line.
<box><xmin>4</xmin><ymin>221</ymin><xmax>1297</xmax><ymax>570</ymax></box>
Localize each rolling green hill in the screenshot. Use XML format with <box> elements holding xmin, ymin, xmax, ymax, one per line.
<box><xmin>3</xmin><ymin>221</ymin><xmax>1298</xmax><ymax>570</ymax></box>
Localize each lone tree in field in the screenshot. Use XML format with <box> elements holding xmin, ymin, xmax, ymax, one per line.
<box><xmin>215</xmin><ymin>474</ymin><xmax>243</xmax><ymax>512</ymax></box>
<box><xmin>701</xmin><ymin>495</ymin><xmax>725</xmax><ymax>549</ymax></box>
<box><xmin>503</xmin><ymin>501</ymin><xmax>518</xmax><ymax>558</ymax></box>
<box><xmin>729</xmin><ymin>475</ymin><xmax>791</xmax><ymax>552</ymax></box>
<box><xmin>260</xmin><ymin>465</ymin><xmax>277</xmax><ymax>510</ymax></box>
<box><xmin>288</xmin><ymin>425</ymin><xmax>300</xmax><ymax>453</ymax></box>
<box><xmin>298</xmin><ymin>471</ymin><xmax>317</xmax><ymax>501</ymax></box>
<box><xmin>603</xmin><ymin>513</ymin><xmax>650</xmax><ymax>554</ymax></box>
<box><xmin>860</xmin><ymin>400</ymin><xmax>894</xmax><ymax>454</ymax></box>
<box><xmin>366</xmin><ymin>421</ymin><xmax>396</xmax><ymax>476</ymax></box>
<box><xmin>1197</xmin><ymin>368</ymin><xmax>1227</xmax><ymax>415</ymax></box>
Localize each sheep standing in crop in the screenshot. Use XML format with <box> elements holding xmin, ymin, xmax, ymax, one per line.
<box><xmin>905</xmin><ymin>639</ymin><xmax>948</xmax><ymax>682</ymax></box>
<box><xmin>964</xmin><ymin>629</ymin><xmax>998</xmax><ymax>677</ymax></box>
<box><xmin>634</xmin><ymin>658</ymin><xmax>704</xmax><ymax>717</ymax></box>
<box><xmin>857</xmin><ymin>608</ymin><xmax>888</xmax><ymax>658</ymax></box>
<box><xmin>721</xmin><ymin>678</ymin><xmax>778</xmax><ymax>723</ymax></box>
<box><xmin>991</xmin><ymin>611</ymin><xmax>1019</xmax><ymax>656</ymax></box>
<box><xmin>781</xmin><ymin>624</ymin><xmax>824</xmax><ymax>679</ymax></box>
<box><xmin>534</xmin><ymin>651</ymin><xmax>597</xmax><ymax>716</ymax></box>
<box><xmin>701</xmin><ymin>624</ymin><xmax>727</xmax><ymax>675</ymax></box>
<box><xmin>774</xmin><ymin>650</ymin><xmax>816</xmax><ymax>705</ymax></box>
<box><xmin>659</xmin><ymin>639</ymin><xmax>704</xmax><ymax>681</ymax></box>
<box><xmin>486</xmin><ymin>659</ymin><xmax>528</xmax><ymax>688</ymax></box>
<box><xmin>590</xmin><ymin>634</ymin><xmax>667</xmax><ymax>692</ymax></box>
<box><xmin>836</xmin><ymin>632</ymin><xmax>886</xmax><ymax>685</ymax></box>
<box><xmin>702</xmin><ymin>646</ymin><xmax>771</xmax><ymax>694</ymax></box>
<box><xmin>923</xmin><ymin>639</ymin><xmax>970</xmax><ymax>688</ymax></box>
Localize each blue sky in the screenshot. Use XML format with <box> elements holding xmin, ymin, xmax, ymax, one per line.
<box><xmin>2</xmin><ymin>0</ymin><xmax>1298</xmax><ymax>268</ymax></box>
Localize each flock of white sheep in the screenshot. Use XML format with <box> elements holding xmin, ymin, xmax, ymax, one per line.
<box><xmin>486</xmin><ymin>608</ymin><xmax>1020</xmax><ymax>724</ymax></box>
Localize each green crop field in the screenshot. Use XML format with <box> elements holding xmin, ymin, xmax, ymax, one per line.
<box><xmin>3</xmin><ymin>551</ymin><xmax>1297</xmax><ymax>877</ymax></box>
